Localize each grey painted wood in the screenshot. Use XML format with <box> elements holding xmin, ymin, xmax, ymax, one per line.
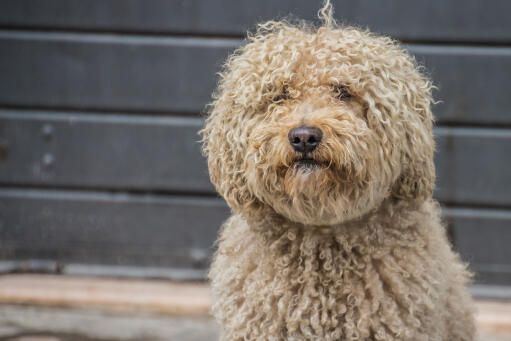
<box><xmin>445</xmin><ymin>207</ymin><xmax>511</xmax><ymax>285</ymax></box>
<box><xmin>0</xmin><ymin>187</ymin><xmax>508</xmax><ymax>284</ymax></box>
<box><xmin>0</xmin><ymin>32</ymin><xmax>509</xmax><ymax>124</ymax></box>
<box><xmin>0</xmin><ymin>31</ymin><xmax>238</xmax><ymax>113</ymax></box>
<box><xmin>0</xmin><ymin>188</ymin><xmax>230</xmax><ymax>269</ymax></box>
<box><xmin>435</xmin><ymin>127</ymin><xmax>511</xmax><ymax>206</ymax></box>
<box><xmin>2</xmin><ymin>111</ymin><xmax>510</xmax><ymax>206</ymax></box>
<box><xmin>413</xmin><ymin>46</ymin><xmax>511</xmax><ymax>125</ymax></box>
<box><xmin>0</xmin><ymin>0</ymin><xmax>510</xmax><ymax>42</ymax></box>
<box><xmin>0</xmin><ymin>110</ymin><xmax>214</xmax><ymax>192</ymax></box>
<box><xmin>0</xmin><ymin>1</ymin><xmax>509</xmax><ymax>286</ymax></box>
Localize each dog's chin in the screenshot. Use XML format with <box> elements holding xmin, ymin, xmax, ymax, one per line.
<box><xmin>275</xmin><ymin>194</ymin><xmax>376</xmax><ymax>227</ymax></box>
<box><xmin>274</xmin><ymin>160</ymin><xmax>381</xmax><ymax>226</ymax></box>
<box><xmin>274</xmin><ymin>200</ymin><xmax>360</xmax><ymax>227</ymax></box>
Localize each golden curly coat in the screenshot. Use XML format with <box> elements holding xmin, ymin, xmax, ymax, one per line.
<box><xmin>202</xmin><ymin>2</ymin><xmax>476</xmax><ymax>340</ymax></box>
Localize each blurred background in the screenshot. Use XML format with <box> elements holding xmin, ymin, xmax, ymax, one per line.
<box><xmin>0</xmin><ymin>1</ymin><xmax>510</xmax><ymax>340</ymax></box>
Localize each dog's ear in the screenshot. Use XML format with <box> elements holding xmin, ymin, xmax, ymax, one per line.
<box><xmin>391</xmin><ymin>130</ymin><xmax>435</xmax><ymax>202</ymax></box>
<box><xmin>201</xmin><ymin>103</ymin><xmax>258</xmax><ymax>212</ymax></box>
<box><xmin>390</xmin><ymin>89</ymin><xmax>436</xmax><ymax>202</ymax></box>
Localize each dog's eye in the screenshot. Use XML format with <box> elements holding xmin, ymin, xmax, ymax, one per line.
<box><xmin>334</xmin><ymin>85</ymin><xmax>352</xmax><ymax>100</ymax></box>
<box><xmin>272</xmin><ymin>86</ymin><xmax>290</xmax><ymax>104</ymax></box>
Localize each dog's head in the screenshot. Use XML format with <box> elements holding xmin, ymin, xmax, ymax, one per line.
<box><xmin>202</xmin><ymin>4</ymin><xmax>435</xmax><ymax>226</ymax></box>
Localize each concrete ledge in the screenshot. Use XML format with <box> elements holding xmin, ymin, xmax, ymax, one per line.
<box><xmin>0</xmin><ymin>274</ymin><xmax>510</xmax><ymax>339</ymax></box>
<box><xmin>0</xmin><ymin>274</ymin><xmax>210</xmax><ymax>315</ymax></box>
<box><xmin>477</xmin><ymin>300</ymin><xmax>511</xmax><ymax>340</ymax></box>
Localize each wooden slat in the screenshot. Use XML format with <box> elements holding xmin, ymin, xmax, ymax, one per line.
<box><xmin>413</xmin><ymin>46</ymin><xmax>511</xmax><ymax>125</ymax></box>
<box><xmin>0</xmin><ymin>32</ymin><xmax>509</xmax><ymax>124</ymax></box>
<box><xmin>0</xmin><ymin>31</ymin><xmax>238</xmax><ymax>113</ymax></box>
<box><xmin>0</xmin><ymin>110</ymin><xmax>213</xmax><ymax>192</ymax></box>
<box><xmin>2</xmin><ymin>111</ymin><xmax>511</xmax><ymax>206</ymax></box>
<box><xmin>0</xmin><ymin>188</ymin><xmax>509</xmax><ymax>285</ymax></box>
<box><xmin>0</xmin><ymin>0</ymin><xmax>510</xmax><ymax>42</ymax></box>
<box><xmin>445</xmin><ymin>207</ymin><xmax>511</xmax><ymax>286</ymax></box>
<box><xmin>435</xmin><ymin>127</ymin><xmax>511</xmax><ymax>206</ymax></box>
<box><xmin>0</xmin><ymin>188</ymin><xmax>230</xmax><ymax>269</ymax></box>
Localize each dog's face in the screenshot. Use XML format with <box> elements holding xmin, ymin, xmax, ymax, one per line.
<box><xmin>203</xmin><ymin>23</ymin><xmax>435</xmax><ymax>226</ymax></box>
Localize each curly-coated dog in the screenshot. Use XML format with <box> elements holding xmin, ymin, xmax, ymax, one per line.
<box><xmin>202</xmin><ymin>2</ymin><xmax>476</xmax><ymax>340</ymax></box>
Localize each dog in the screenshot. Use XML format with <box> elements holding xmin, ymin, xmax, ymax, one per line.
<box><xmin>202</xmin><ymin>2</ymin><xmax>476</xmax><ymax>340</ymax></box>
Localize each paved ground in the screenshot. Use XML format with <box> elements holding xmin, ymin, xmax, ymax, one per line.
<box><xmin>0</xmin><ymin>304</ymin><xmax>510</xmax><ymax>341</ymax></box>
<box><xmin>0</xmin><ymin>305</ymin><xmax>218</xmax><ymax>341</ymax></box>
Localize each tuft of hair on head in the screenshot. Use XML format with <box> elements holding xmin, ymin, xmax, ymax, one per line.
<box><xmin>318</xmin><ymin>0</ymin><xmax>336</xmax><ymax>28</ymax></box>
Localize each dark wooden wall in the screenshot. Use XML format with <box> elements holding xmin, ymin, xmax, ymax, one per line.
<box><xmin>0</xmin><ymin>0</ymin><xmax>510</xmax><ymax>288</ymax></box>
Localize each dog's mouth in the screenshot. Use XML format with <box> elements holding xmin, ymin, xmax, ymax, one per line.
<box><xmin>292</xmin><ymin>157</ymin><xmax>327</xmax><ymax>170</ymax></box>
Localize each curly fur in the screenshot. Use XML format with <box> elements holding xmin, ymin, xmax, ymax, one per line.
<box><xmin>202</xmin><ymin>2</ymin><xmax>476</xmax><ymax>340</ymax></box>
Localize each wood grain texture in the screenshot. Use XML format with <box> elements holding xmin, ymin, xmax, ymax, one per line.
<box><xmin>0</xmin><ymin>188</ymin><xmax>230</xmax><ymax>269</ymax></box>
<box><xmin>0</xmin><ymin>0</ymin><xmax>510</xmax><ymax>42</ymax></box>
<box><xmin>0</xmin><ymin>110</ymin><xmax>213</xmax><ymax>192</ymax></box>
<box><xmin>0</xmin><ymin>31</ymin><xmax>237</xmax><ymax>113</ymax></box>
<box><xmin>0</xmin><ymin>187</ymin><xmax>510</xmax><ymax>284</ymax></box>
<box><xmin>1</xmin><ymin>111</ymin><xmax>510</xmax><ymax>206</ymax></box>
<box><xmin>435</xmin><ymin>127</ymin><xmax>511</xmax><ymax>206</ymax></box>
<box><xmin>445</xmin><ymin>207</ymin><xmax>511</xmax><ymax>286</ymax></box>
<box><xmin>0</xmin><ymin>0</ymin><xmax>509</xmax><ymax>287</ymax></box>
<box><xmin>0</xmin><ymin>32</ymin><xmax>509</xmax><ymax>123</ymax></box>
<box><xmin>415</xmin><ymin>45</ymin><xmax>511</xmax><ymax>124</ymax></box>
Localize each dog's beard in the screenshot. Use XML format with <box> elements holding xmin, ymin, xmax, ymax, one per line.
<box><xmin>283</xmin><ymin>159</ymin><xmax>355</xmax><ymax>199</ymax></box>
<box><xmin>266</xmin><ymin>159</ymin><xmax>366</xmax><ymax>225</ymax></box>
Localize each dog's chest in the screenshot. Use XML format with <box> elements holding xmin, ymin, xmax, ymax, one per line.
<box><xmin>213</xmin><ymin>224</ymin><xmax>443</xmax><ymax>340</ymax></box>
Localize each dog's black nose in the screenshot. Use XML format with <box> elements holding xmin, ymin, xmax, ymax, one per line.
<box><xmin>288</xmin><ymin>126</ymin><xmax>323</xmax><ymax>153</ymax></box>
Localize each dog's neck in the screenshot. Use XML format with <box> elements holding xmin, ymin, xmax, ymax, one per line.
<box><xmin>242</xmin><ymin>198</ymin><xmax>434</xmax><ymax>248</ymax></box>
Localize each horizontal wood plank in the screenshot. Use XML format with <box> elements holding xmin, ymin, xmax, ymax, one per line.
<box><xmin>413</xmin><ymin>46</ymin><xmax>511</xmax><ymax>125</ymax></box>
<box><xmin>0</xmin><ymin>0</ymin><xmax>510</xmax><ymax>42</ymax></box>
<box><xmin>0</xmin><ymin>110</ymin><xmax>214</xmax><ymax>192</ymax></box>
<box><xmin>444</xmin><ymin>207</ymin><xmax>511</xmax><ymax>286</ymax></box>
<box><xmin>435</xmin><ymin>127</ymin><xmax>511</xmax><ymax>206</ymax></box>
<box><xmin>0</xmin><ymin>32</ymin><xmax>510</xmax><ymax>124</ymax></box>
<box><xmin>0</xmin><ymin>188</ymin><xmax>509</xmax><ymax>284</ymax></box>
<box><xmin>0</xmin><ymin>31</ymin><xmax>238</xmax><ymax>113</ymax></box>
<box><xmin>2</xmin><ymin>111</ymin><xmax>511</xmax><ymax>206</ymax></box>
<box><xmin>0</xmin><ymin>188</ymin><xmax>230</xmax><ymax>269</ymax></box>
